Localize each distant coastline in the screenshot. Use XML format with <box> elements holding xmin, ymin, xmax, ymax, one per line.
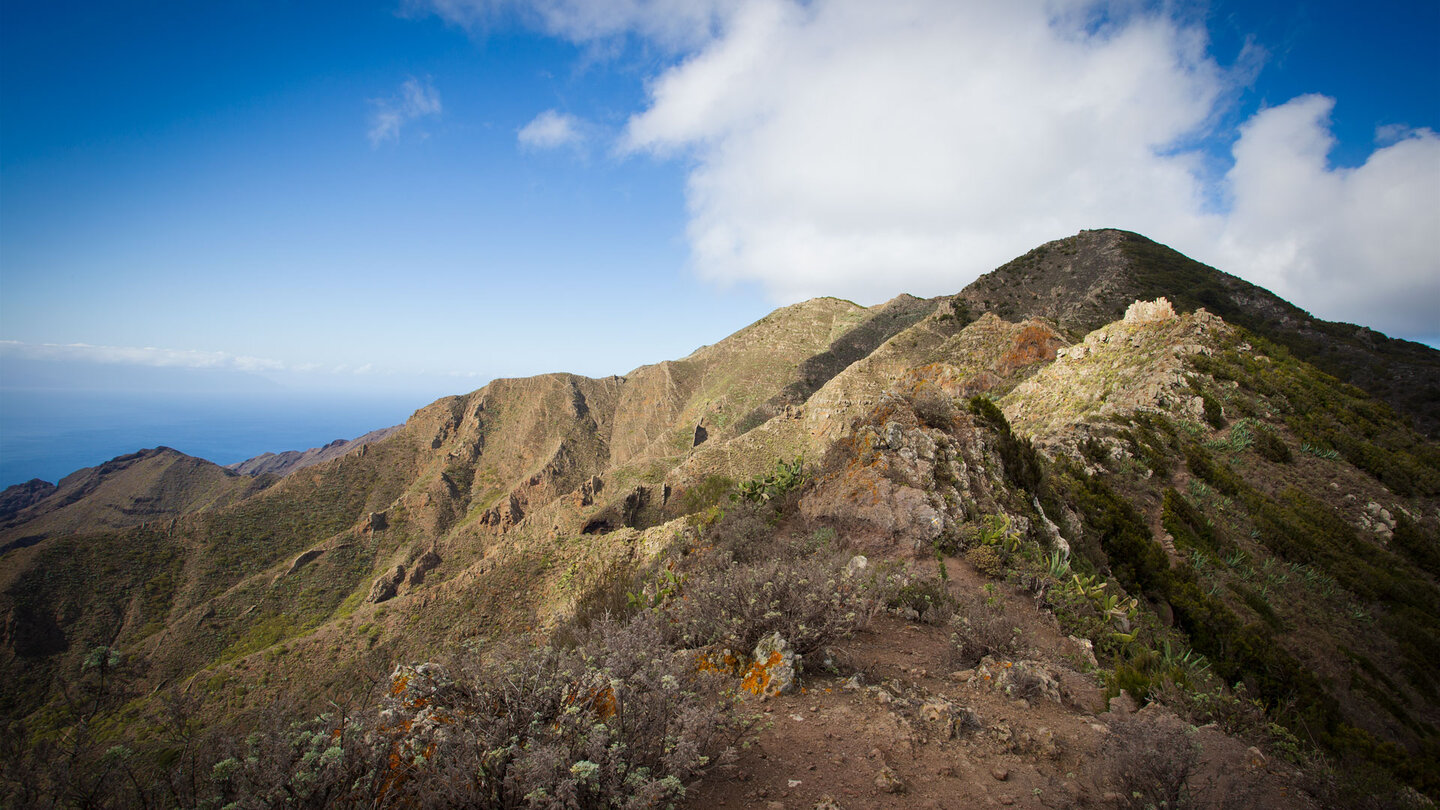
<box><xmin>0</xmin><ymin>389</ymin><xmax>419</xmax><ymax>487</ymax></box>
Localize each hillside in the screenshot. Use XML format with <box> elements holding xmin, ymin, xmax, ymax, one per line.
<box><xmin>2</xmin><ymin>231</ymin><xmax>1439</xmax><ymax>808</ymax></box>
<box><xmin>0</xmin><ymin>447</ymin><xmax>275</xmax><ymax>551</ymax></box>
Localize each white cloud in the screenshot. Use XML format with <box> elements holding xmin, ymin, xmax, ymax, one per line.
<box><xmin>0</xmin><ymin>340</ymin><xmax>287</xmax><ymax>372</ymax></box>
<box><xmin>619</xmin><ymin>0</ymin><xmax>1233</xmax><ymax>303</ymax></box>
<box><xmin>1214</xmin><ymin>96</ymin><xmax>1440</xmax><ymax>336</ymax></box>
<box><xmin>517</xmin><ymin>109</ymin><xmax>586</xmax><ymax>150</ymax></box>
<box><xmin>415</xmin><ymin>0</ymin><xmax>740</xmax><ymax>50</ymax></box>
<box><xmin>368</xmin><ymin>77</ymin><xmax>443</xmax><ymax>146</ymax></box>
<box><xmin>424</xmin><ymin>0</ymin><xmax>1440</xmax><ymax>340</ymax></box>
<box><xmin>0</xmin><ymin>342</ymin><xmax>494</xmax><ymax>394</ymax></box>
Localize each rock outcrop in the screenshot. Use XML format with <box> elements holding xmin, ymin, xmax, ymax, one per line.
<box><xmin>367</xmin><ymin>564</ymin><xmax>406</xmax><ymax>604</ymax></box>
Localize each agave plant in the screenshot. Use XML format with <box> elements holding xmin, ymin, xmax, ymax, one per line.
<box><xmin>1159</xmin><ymin>639</ymin><xmax>1211</xmax><ymax>678</ymax></box>
<box><xmin>1046</xmin><ymin>549</ymin><xmax>1071</xmax><ymax>579</ymax></box>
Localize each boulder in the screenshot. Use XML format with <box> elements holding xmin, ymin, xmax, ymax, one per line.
<box><xmin>746</xmin><ymin>632</ymin><xmax>801</xmax><ymax>698</ymax></box>
<box><xmin>843</xmin><ymin>554</ymin><xmax>869</xmax><ymax>578</ymax></box>
<box><xmin>1123</xmin><ymin>297</ymin><xmax>1177</xmax><ymax>324</ymax></box>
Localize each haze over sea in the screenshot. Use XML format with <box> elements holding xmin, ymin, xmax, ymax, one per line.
<box><xmin>0</xmin><ymin>389</ymin><xmax>418</xmax><ymax>488</ymax></box>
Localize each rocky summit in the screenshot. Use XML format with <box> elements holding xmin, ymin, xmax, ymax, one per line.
<box><xmin>2</xmin><ymin>230</ymin><xmax>1438</xmax><ymax>809</ymax></box>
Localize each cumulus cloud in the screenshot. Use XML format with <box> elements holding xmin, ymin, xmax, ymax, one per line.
<box><xmin>368</xmin><ymin>77</ymin><xmax>443</xmax><ymax>146</ymax></box>
<box><xmin>425</xmin><ymin>0</ymin><xmax>1440</xmax><ymax>339</ymax></box>
<box><xmin>1214</xmin><ymin>96</ymin><xmax>1440</xmax><ymax>336</ymax></box>
<box><xmin>619</xmin><ymin>0</ymin><xmax>1233</xmax><ymax>302</ymax></box>
<box><xmin>0</xmin><ymin>340</ymin><xmax>287</xmax><ymax>372</ymax></box>
<box><xmin>518</xmin><ymin>109</ymin><xmax>586</xmax><ymax>150</ymax></box>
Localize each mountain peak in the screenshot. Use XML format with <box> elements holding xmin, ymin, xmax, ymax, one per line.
<box><xmin>958</xmin><ymin>229</ymin><xmax>1440</xmax><ymax>435</ymax></box>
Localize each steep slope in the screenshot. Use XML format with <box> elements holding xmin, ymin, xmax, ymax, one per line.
<box><xmin>957</xmin><ymin>229</ymin><xmax>1440</xmax><ymax>436</ymax></box>
<box><xmin>663</xmin><ymin>304</ymin><xmax>1063</xmax><ymax>489</ymax></box>
<box><xmin>607</xmin><ymin>296</ymin><xmax>877</xmax><ymax>466</ymax></box>
<box><xmin>1000</xmin><ymin>305</ymin><xmax>1440</xmax><ymax>788</ymax></box>
<box><xmin>226</xmin><ymin>426</ymin><xmax>402</xmax><ymax>477</ymax></box>
<box><xmin>0</xmin><ymin>447</ymin><xmax>275</xmax><ymax>549</ymax></box>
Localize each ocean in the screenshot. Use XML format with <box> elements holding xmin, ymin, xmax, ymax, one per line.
<box><xmin>0</xmin><ymin>389</ymin><xmax>425</xmax><ymax>487</ymax></box>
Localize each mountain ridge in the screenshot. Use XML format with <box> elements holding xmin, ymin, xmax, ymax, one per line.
<box><xmin>226</xmin><ymin>426</ymin><xmax>403</xmax><ymax>477</ymax></box>
<box><xmin>3</xmin><ymin>229</ymin><xmax>1438</xmax><ymax>807</ymax></box>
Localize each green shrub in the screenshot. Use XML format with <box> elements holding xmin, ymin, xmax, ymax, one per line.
<box><xmin>1184</xmin><ymin>443</ymin><xmax>1246</xmax><ymax>497</ymax></box>
<box><xmin>968</xmin><ymin>396</ymin><xmax>1043</xmax><ymax>492</ymax></box>
<box><xmin>1079</xmin><ymin>436</ymin><xmax>1110</xmax><ymax>466</ymax></box>
<box><xmin>1229</xmin><ymin>582</ymin><xmax>1283</xmax><ymax>630</ymax></box>
<box><xmin>1253</xmin><ymin>425</ymin><xmax>1292</xmax><ymax>463</ymax></box>
<box><xmin>966</xmin><ymin>545</ymin><xmax>1006</xmax><ymax>578</ymax></box>
<box><xmin>1201</xmin><ymin>391</ymin><xmax>1226</xmax><ymax>429</ymax></box>
<box><xmin>679</xmin><ymin>475</ymin><xmax>736</xmax><ymax>514</ymax></box>
<box><xmin>1161</xmin><ymin>487</ymin><xmax>1225</xmax><ymax>554</ymax></box>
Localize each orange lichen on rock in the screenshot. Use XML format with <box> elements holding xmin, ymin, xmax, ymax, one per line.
<box><xmin>741</xmin><ymin>650</ymin><xmax>786</xmax><ymax>696</ymax></box>
<box><xmin>389</xmin><ymin>673</ymin><xmax>411</xmax><ymax>697</ymax></box>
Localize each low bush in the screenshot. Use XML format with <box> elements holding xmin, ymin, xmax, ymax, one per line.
<box><xmin>966</xmin><ymin>545</ymin><xmax>1006</xmax><ymax>578</ymax></box>
<box><xmin>885</xmin><ymin>575</ymin><xmax>955</xmax><ymax>625</ymax></box>
<box><xmin>207</xmin><ymin>615</ymin><xmax>740</xmax><ymax>809</ymax></box>
<box><xmin>667</xmin><ymin>553</ymin><xmax>874</xmax><ymax>657</ymax></box>
<box><xmin>1253</xmin><ymin>425</ymin><xmax>1292</xmax><ymax>463</ymax></box>
<box><xmin>1099</xmin><ymin>712</ymin><xmax>1198</xmax><ymax>810</ymax></box>
<box><xmin>947</xmin><ymin>588</ymin><xmax>1022</xmax><ymax>669</ymax></box>
<box><xmin>904</xmin><ymin>385</ymin><xmax>961</xmax><ymax>431</ymax></box>
<box><xmin>692</xmin><ymin>499</ymin><xmax>777</xmax><ymax>565</ymax></box>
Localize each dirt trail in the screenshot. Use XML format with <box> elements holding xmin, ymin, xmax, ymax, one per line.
<box><xmin>686</xmin><ymin>564</ymin><xmax>1315</xmax><ymax>810</ymax></box>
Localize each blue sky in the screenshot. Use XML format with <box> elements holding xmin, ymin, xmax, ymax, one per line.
<box><xmin>2</xmin><ymin>0</ymin><xmax>1438</xmax><ymax>407</ymax></box>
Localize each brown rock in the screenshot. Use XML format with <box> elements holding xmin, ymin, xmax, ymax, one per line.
<box><xmin>874</xmin><ymin>766</ymin><xmax>904</xmax><ymax>794</ymax></box>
